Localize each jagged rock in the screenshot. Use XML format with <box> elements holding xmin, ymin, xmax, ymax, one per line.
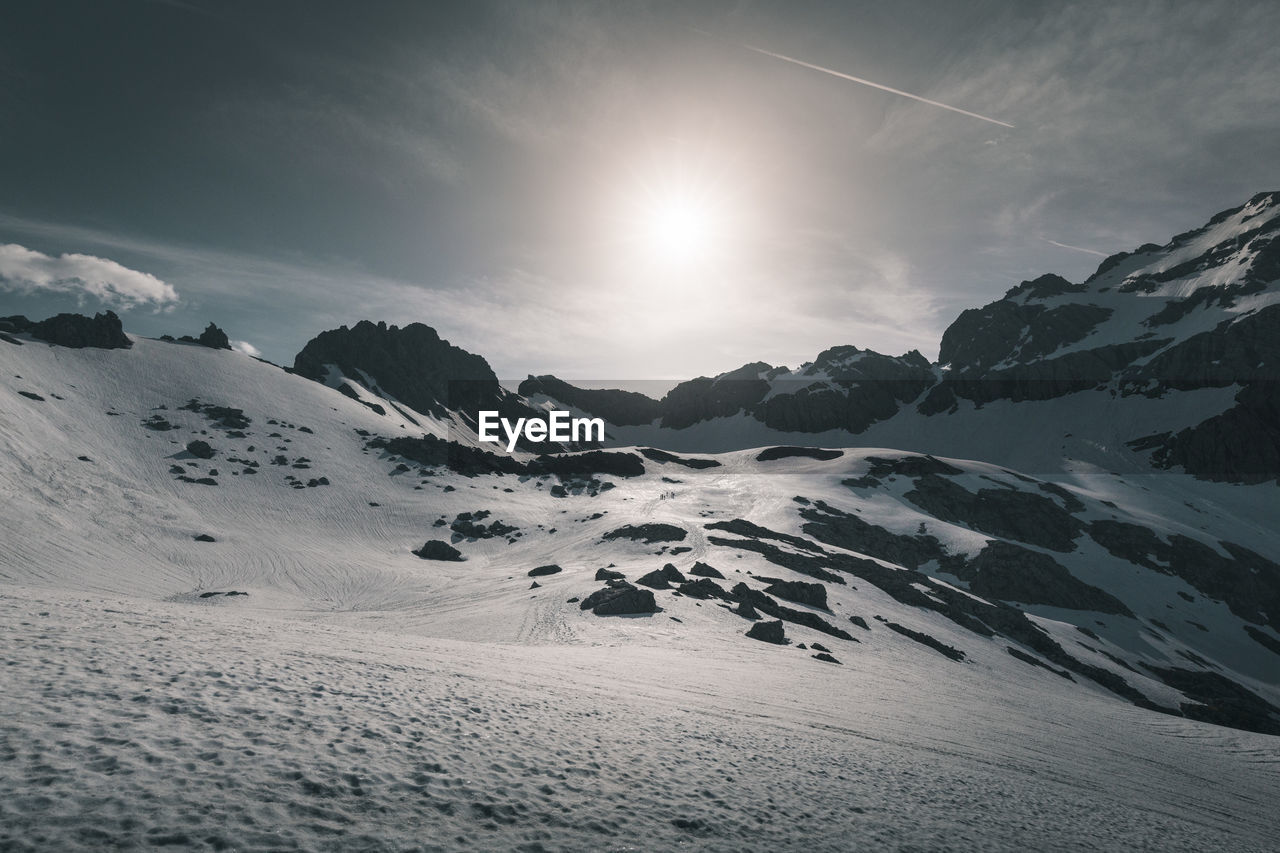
<box><xmin>196</xmin><ymin>322</ymin><xmax>232</xmax><ymax>350</ymax></box>
<box><xmin>688</xmin><ymin>561</ymin><xmax>724</xmax><ymax>579</ymax></box>
<box><xmin>413</xmin><ymin>540</ymin><xmax>464</xmax><ymax>561</ymax></box>
<box><xmin>636</xmin><ymin>563</ymin><xmax>687</xmax><ymax>588</ymax></box>
<box><xmin>594</xmin><ymin>568</ymin><xmax>625</xmax><ymax>581</ymax></box>
<box><xmin>812</xmin><ymin>653</ymin><xmax>841</xmax><ymax>664</ymax></box>
<box><xmin>746</xmin><ymin>620</ymin><xmax>787</xmax><ymax>644</ymax></box>
<box><xmin>29</xmin><ymin>311</ymin><xmax>131</xmax><ymax>349</ymax></box>
<box><xmin>293</xmin><ymin>320</ymin><xmax>521</xmax><ymax>420</ymax></box>
<box><xmin>528</xmin><ymin>565</ymin><xmax>562</xmax><ymax>577</ymax></box>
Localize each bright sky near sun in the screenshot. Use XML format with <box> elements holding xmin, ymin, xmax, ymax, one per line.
<box><xmin>1</xmin><ymin>1</ymin><xmax>1278</xmax><ymax>380</ymax></box>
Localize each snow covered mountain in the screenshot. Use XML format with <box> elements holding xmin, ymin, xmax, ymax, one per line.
<box><xmin>529</xmin><ymin>192</ymin><xmax>1280</xmax><ymax>482</ymax></box>
<box><xmin>2</xmin><ymin>194</ymin><xmax>1279</xmax><ymax>850</ymax></box>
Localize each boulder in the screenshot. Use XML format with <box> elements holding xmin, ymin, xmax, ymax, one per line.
<box><xmin>186</xmin><ymin>440</ymin><xmax>215</xmax><ymax>459</ymax></box>
<box><xmin>413</xmin><ymin>540</ymin><xmax>464</xmax><ymax>561</ymax></box>
<box><xmin>580</xmin><ymin>584</ymin><xmax>658</xmax><ymax>616</ymax></box>
<box><xmin>746</xmin><ymin>620</ymin><xmax>787</xmax><ymax>644</ymax></box>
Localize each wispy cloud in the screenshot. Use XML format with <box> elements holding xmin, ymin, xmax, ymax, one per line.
<box><xmin>231</xmin><ymin>339</ymin><xmax>261</xmax><ymax>358</ymax></box>
<box><xmin>0</xmin><ymin>243</ymin><xmax>178</xmax><ymax>308</ymax></box>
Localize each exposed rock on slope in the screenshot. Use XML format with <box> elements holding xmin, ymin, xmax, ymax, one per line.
<box><xmin>3</xmin><ymin>311</ymin><xmax>132</xmax><ymax>349</ymax></box>
<box><xmin>293</xmin><ymin>320</ymin><xmax>514</xmax><ymax>419</ymax></box>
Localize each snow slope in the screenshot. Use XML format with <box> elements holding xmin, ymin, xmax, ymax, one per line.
<box><xmin>2</xmin><ymin>334</ymin><xmax>1278</xmax><ymax>850</ymax></box>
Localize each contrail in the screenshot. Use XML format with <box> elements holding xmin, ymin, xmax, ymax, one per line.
<box><xmin>1042</xmin><ymin>238</ymin><xmax>1108</xmax><ymax>257</ymax></box>
<box><xmin>695</xmin><ymin>30</ymin><xmax>1014</xmax><ymax>129</ymax></box>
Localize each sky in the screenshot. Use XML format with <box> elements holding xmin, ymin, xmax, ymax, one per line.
<box><xmin>1</xmin><ymin>0</ymin><xmax>1278</xmax><ymax>381</ymax></box>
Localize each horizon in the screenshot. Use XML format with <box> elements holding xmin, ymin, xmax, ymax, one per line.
<box><xmin>2</xmin><ymin>1</ymin><xmax>1279</xmax><ymax>378</ymax></box>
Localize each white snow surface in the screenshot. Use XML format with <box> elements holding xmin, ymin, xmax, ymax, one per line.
<box><xmin>2</xmin><ymin>336</ymin><xmax>1278</xmax><ymax>851</ymax></box>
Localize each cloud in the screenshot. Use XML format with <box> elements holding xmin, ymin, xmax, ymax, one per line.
<box><xmin>0</xmin><ymin>243</ymin><xmax>178</xmax><ymax>308</ymax></box>
<box><xmin>231</xmin><ymin>340</ymin><xmax>261</xmax><ymax>358</ymax></box>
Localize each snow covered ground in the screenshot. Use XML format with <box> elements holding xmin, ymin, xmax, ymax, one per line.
<box><xmin>4</xmin><ymin>586</ymin><xmax>1278</xmax><ymax>852</ymax></box>
<box><xmin>2</xmin><ymin>335</ymin><xmax>1278</xmax><ymax>850</ymax></box>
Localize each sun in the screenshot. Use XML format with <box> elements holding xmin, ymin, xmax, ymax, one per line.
<box><xmin>639</xmin><ymin>189</ymin><xmax>721</xmax><ymax>265</ymax></box>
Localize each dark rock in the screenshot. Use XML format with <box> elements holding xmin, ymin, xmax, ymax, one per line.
<box><xmin>1244</xmin><ymin>625</ymin><xmax>1280</xmax><ymax>657</ymax></box>
<box><xmin>528</xmin><ymin>450</ymin><xmax>646</xmax><ymax>479</ymax></box>
<box><xmin>675</xmin><ymin>578</ymin><xmax>729</xmax><ymax>600</ymax></box>
<box><xmin>1140</xmin><ymin>664</ymin><xmax>1280</xmax><ymax>736</ymax></box>
<box><xmin>1089</xmin><ymin>520</ymin><xmax>1280</xmax><ymax>630</ymax></box>
<box><xmin>292</xmin><ymin>320</ymin><xmax>516</xmax><ymax>421</ymax></box>
<box><xmin>746</xmin><ymin>620</ymin><xmax>787</xmax><ymax>644</ymax></box>
<box><xmin>602</xmin><ymin>523</ymin><xmax>687</xmax><ymax>544</ymax></box>
<box><xmin>1007</xmin><ymin>647</ymin><xmax>1074</xmax><ymax>680</ymax></box>
<box><xmin>635</xmin><ymin>570</ymin><xmax>672</xmax><ymax>590</ymax></box>
<box><xmin>884</xmin><ymin>622</ymin><xmax>965</xmax><ymax>661</ymax></box>
<box><xmin>800</xmin><ymin>499</ymin><xmax>947</xmax><ymax>569</ymax></box>
<box><xmin>730</xmin><ymin>583</ymin><xmax>854</xmax><ymax>641</ymax></box>
<box><xmin>367</xmin><ymin>434</ymin><xmax>524</xmax><ymax>477</ymax></box>
<box><xmin>519</xmin><ymin>375</ymin><xmax>661</xmax><ymax>426</ymax></box>
<box><xmin>17</xmin><ymin>391</ymin><xmax>44</xmax><ymax>401</ymax></box>
<box><xmin>688</xmin><ymin>561</ymin><xmax>724</xmax><ymax>578</ymax></box>
<box><xmin>948</xmin><ymin>540</ymin><xmax>1132</xmax><ymax>615</ymax></box>
<box><xmin>528</xmin><ymin>564</ymin><xmax>562</xmax><ymax>577</ymax></box>
<box><xmin>848</xmin><ymin>616</ymin><xmax>870</xmax><ymax>630</ymax></box>
<box><xmin>594</xmin><ymin>568</ymin><xmax>626</xmax><ymax>581</ymax></box>
<box><xmin>413</xmin><ymin>540</ymin><xmax>464</xmax><ymax>561</ymax></box>
<box><xmin>638</xmin><ymin>447</ymin><xmax>722</xmax><ymax>469</ymax></box>
<box><xmin>580</xmin><ymin>584</ymin><xmax>658</xmax><ymax>616</ymax></box>
<box><xmin>903</xmin><ymin>474</ymin><xmax>1083</xmax><ymax>552</ymax></box>
<box><xmin>658</xmin><ymin>563</ymin><xmax>686</xmax><ymax>583</ymax></box>
<box><xmin>192</xmin><ymin>534</ymin><xmax>216</xmax><ymax>543</ymax></box>
<box><xmin>812</xmin><ymin>653</ymin><xmax>842</xmax><ymax>664</ymax></box>
<box><xmin>196</xmin><ymin>322</ymin><xmax>232</xmax><ymax>350</ymax></box>
<box><xmin>186</xmin><ymin>440</ymin><xmax>215</xmax><ymax>459</ymax></box>
<box><xmin>529</xmin><ymin>581</ymin><xmax>541</xmax><ymax>589</ymax></box>
<box><xmin>811</xmin><ymin>642</ymin><xmax>830</xmax><ymax>653</ymax></box>
<box><xmin>762</xmin><ymin>579</ymin><xmax>828</xmax><ymax>610</ymax></box>
<box><xmin>29</xmin><ymin>311</ymin><xmax>131</xmax><ymax>349</ymax></box>
<box><xmin>756</xmin><ymin>446</ymin><xmax>844</xmax><ymax>462</ymax></box>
